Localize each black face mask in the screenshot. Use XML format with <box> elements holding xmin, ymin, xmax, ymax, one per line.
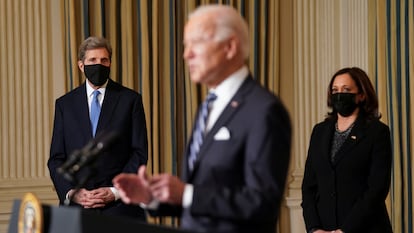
<box><xmin>331</xmin><ymin>93</ymin><xmax>358</xmax><ymax>117</ymax></box>
<box><xmin>84</xmin><ymin>64</ymin><xmax>110</xmax><ymax>86</ymax></box>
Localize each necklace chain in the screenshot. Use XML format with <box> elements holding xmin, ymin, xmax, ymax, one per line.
<box><xmin>335</xmin><ymin>122</ymin><xmax>355</xmax><ymax>133</ymax></box>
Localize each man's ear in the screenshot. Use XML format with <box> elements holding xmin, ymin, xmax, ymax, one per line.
<box><xmin>225</xmin><ymin>36</ymin><xmax>239</xmax><ymax>60</ymax></box>
<box><xmin>78</xmin><ymin>60</ymin><xmax>84</xmax><ymax>72</ymax></box>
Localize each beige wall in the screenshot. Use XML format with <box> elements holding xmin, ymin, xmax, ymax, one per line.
<box><xmin>0</xmin><ymin>1</ymin><xmax>65</xmax><ymax>232</ymax></box>
<box><xmin>0</xmin><ymin>1</ymin><xmax>369</xmax><ymax>232</ymax></box>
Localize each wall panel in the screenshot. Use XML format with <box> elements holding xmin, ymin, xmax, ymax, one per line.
<box><xmin>0</xmin><ymin>0</ymin><xmax>64</xmax><ymax>231</ymax></box>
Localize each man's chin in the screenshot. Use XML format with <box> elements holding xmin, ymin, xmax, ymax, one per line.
<box><xmin>189</xmin><ymin>75</ymin><xmax>202</xmax><ymax>84</ymax></box>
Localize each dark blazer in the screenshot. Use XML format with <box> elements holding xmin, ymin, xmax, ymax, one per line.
<box><xmin>301</xmin><ymin>116</ymin><xmax>393</xmax><ymax>233</ymax></box>
<box><xmin>152</xmin><ymin>77</ymin><xmax>291</xmax><ymax>233</ymax></box>
<box><xmin>48</xmin><ymin>79</ymin><xmax>148</xmax><ymax>219</ymax></box>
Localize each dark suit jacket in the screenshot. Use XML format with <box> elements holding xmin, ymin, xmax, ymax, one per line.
<box><xmin>48</xmin><ymin>79</ymin><xmax>148</xmax><ymax>219</ymax></box>
<box><xmin>152</xmin><ymin>77</ymin><xmax>291</xmax><ymax>233</ymax></box>
<box><xmin>301</xmin><ymin>116</ymin><xmax>393</xmax><ymax>233</ymax></box>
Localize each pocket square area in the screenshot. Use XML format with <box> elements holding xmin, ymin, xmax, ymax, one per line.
<box><xmin>214</xmin><ymin>127</ymin><xmax>231</xmax><ymax>140</ymax></box>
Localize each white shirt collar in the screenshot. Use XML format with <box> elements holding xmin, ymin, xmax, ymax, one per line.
<box><xmin>209</xmin><ymin>66</ymin><xmax>248</xmax><ymax>97</ymax></box>
<box><xmin>86</xmin><ymin>80</ymin><xmax>108</xmax><ymax>107</ymax></box>
<box><xmin>205</xmin><ymin>65</ymin><xmax>248</xmax><ymax>131</ymax></box>
<box><xmin>86</xmin><ymin>80</ymin><xmax>108</xmax><ymax>98</ymax></box>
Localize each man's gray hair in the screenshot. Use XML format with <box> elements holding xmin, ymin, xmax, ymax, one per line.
<box><xmin>189</xmin><ymin>5</ymin><xmax>250</xmax><ymax>60</ymax></box>
<box><xmin>78</xmin><ymin>36</ymin><xmax>112</xmax><ymax>62</ymax></box>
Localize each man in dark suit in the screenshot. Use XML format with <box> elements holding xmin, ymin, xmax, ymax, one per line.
<box><xmin>113</xmin><ymin>4</ymin><xmax>291</xmax><ymax>233</ymax></box>
<box><xmin>48</xmin><ymin>36</ymin><xmax>148</xmax><ymax>220</ymax></box>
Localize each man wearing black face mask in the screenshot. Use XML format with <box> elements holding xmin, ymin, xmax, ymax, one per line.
<box><xmin>48</xmin><ymin>36</ymin><xmax>148</xmax><ymax>221</ymax></box>
<box><xmin>302</xmin><ymin>67</ymin><xmax>393</xmax><ymax>233</ymax></box>
<box><xmin>84</xmin><ymin>63</ymin><xmax>111</xmax><ymax>87</ymax></box>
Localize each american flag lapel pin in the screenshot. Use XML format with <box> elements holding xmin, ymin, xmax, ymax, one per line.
<box><xmin>231</xmin><ymin>101</ymin><xmax>239</xmax><ymax>108</ymax></box>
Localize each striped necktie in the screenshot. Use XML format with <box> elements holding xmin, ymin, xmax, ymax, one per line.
<box><xmin>188</xmin><ymin>92</ymin><xmax>217</xmax><ymax>171</ymax></box>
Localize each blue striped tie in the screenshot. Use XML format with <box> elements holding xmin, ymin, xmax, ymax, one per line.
<box><xmin>188</xmin><ymin>92</ymin><xmax>217</xmax><ymax>171</ymax></box>
<box><xmin>90</xmin><ymin>90</ymin><xmax>101</xmax><ymax>137</ymax></box>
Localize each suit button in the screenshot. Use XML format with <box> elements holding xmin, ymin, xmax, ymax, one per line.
<box><xmin>331</xmin><ymin>192</ymin><xmax>336</xmax><ymax>197</ymax></box>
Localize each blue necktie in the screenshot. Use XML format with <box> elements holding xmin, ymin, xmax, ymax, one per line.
<box><xmin>188</xmin><ymin>92</ymin><xmax>217</xmax><ymax>171</ymax></box>
<box><xmin>90</xmin><ymin>90</ymin><xmax>101</xmax><ymax>137</ymax></box>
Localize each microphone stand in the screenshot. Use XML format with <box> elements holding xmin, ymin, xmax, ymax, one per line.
<box><xmin>64</xmin><ymin>164</ymin><xmax>98</xmax><ymax>206</ymax></box>
<box><xmin>59</xmin><ymin>131</ymin><xmax>119</xmax><ymax>206</ymax></box>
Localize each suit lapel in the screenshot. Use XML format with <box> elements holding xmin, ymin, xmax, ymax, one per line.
<box><xmin>75</xmin><ymin>83</ymin><xmax>94</xmax><ymax>139</ymax></box>
<box><xmin>188</xmin><ymin>77</ymin><xmax>254</xmax><ymax>176</ymax></box>
<box><xmin>333</xmin><ymin>117</ymin><xmax>366</xmax><ymax>165</ymax></box>
<box><xmin>96</xmin><ymin>79</ymin><xmax>120</xmax><ymax>135</ymax></box>
<box><xmin>321</xmin><ymin>120</ymin><xmax>336</xmax><ymax>163</ymax></box>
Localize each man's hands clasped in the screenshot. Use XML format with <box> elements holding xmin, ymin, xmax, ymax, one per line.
<box><xmin>68</xmin><ymin>187</ymin><xmax>115</xmax><ymax>208</ymax></box>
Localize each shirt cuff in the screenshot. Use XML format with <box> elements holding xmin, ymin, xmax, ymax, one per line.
<box><xmin>64</xmin><ymin>190</ymin><xmax>74</xmax><ymax>205</ymax></box>
<box><xmin>110</xmin><ymin>187</ymin><xmax>120</xmax><ymax>200</ymax></box>
<box><xmin>182</xmin><ymin>184</ymin><xmax>194</xmax><ymax>208</ymax></box>
<box><xmin>139</xmin><ymin>199</ymin><xmax>160</xmax><ymax>210</ymax></box>
<box><xmin>65</xmin><ymin>191</ymin><xmax>71</xmax><ymax>200</ymax></box>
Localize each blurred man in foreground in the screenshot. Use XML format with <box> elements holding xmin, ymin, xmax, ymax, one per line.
<box><xmin>114</xmin><ymin>5</ymin><xmax>291</xmax><ymax>233</ymax></box>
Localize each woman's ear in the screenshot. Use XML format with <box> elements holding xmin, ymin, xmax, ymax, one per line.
<box><xmin>357</xmin><ymin>93</ymin><xmax>365</xmax><ymax>103</ymax></box>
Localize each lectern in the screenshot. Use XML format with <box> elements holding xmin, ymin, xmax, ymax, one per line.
<box><xmin>8</xmin><ymin>199</ymin><xmax>190</xmax><ymax>233</ymax></box>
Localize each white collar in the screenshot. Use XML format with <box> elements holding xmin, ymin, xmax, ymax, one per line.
<box><xmin>86</xmin><ymin>80</ymin><xmax>108</xmax><ymax>97</ymax></box>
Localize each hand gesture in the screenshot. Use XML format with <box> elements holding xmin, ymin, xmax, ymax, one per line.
<box><xmin>113</xmin><ymin>165</ymin><xmax>152</xmax><ymax>204</ymax></box>
<box><xmin>149</xmin><ymin>173</ymin><xmax>185</xmax><ymax>205</ymax></box>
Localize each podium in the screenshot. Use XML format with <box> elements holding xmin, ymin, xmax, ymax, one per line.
<box><xmin>8</xmin><ymin>200</ymin><xmax>190</xmax><ymax>233</ymax></box>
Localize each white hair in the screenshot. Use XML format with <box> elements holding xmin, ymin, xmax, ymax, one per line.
<box><xmin>189</xmin><ymin>4</ymin><xmax>250</xmax><ymax>60</ymax></box>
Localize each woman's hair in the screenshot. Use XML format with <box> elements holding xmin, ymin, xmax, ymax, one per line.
<box><xmin>78</xmin><ymin>36</ymin><xmax>112</xmax><ymax>62</ymax></box>
<box><xmin>326</xmin><ymin>67</ymin><xmax>380</xmax><ymax>120</ymax></box>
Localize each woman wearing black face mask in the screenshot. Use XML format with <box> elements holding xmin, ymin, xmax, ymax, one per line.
<box><xmin>301</xmin><ymin>67</ymin><xmax>393</xmax><ymax>233</ymax></box>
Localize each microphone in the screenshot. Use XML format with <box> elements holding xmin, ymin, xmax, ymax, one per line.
<box><xmin>56</xmin><ymin>149</ymin><xmax>82</xmax><ymax>178</ymax></box>
<box><xmin>56</xmin><ymin>136</ymin><xmax>98</xmax><ymax>180</ymax></box>
<box><xmin>73</xmin><ymin>131</ymin><xmax>119</xmax><ymax>172</ymax></box>
<box><xmin>57</xmin><ymin>131</ymin><xmax>119</xmax><ymax>182</ymax></box>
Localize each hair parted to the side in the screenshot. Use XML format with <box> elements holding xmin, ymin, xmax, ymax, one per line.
<box><xmin>189</xmin><ymin>4</ymin><xmax>250</xmax><ymax>61</ymax></box>
<box><xmin>326</xmin><ymin>67</ymin><xmax>380</xmax><ymax>121</ymax></box>
<box><xmin>78</xmin><ymin>36</ymin><xmax>112</xmax><ymax>62</ymax></box>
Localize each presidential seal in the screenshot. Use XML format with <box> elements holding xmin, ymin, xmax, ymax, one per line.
<box><xmin>18</xmin><ymin>193</ymin><xmax>42</xmax><ymax>233</ymax></box>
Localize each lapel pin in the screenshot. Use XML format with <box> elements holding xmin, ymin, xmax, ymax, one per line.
<box><xmin>351</xmin><ymin>135</ymin><xmax>356</xmax><ymax>140</ymax></box>
<box><xmin>231</xmin><ymin>101</ymin><xmax>239</xmax><ymax>108</ymax></box>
